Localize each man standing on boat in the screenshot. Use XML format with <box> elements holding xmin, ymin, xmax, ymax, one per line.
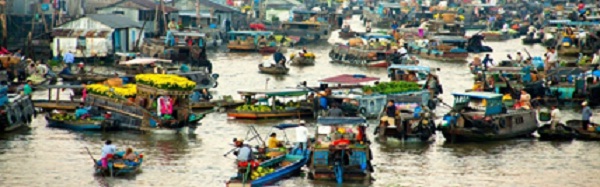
<box><xmin>63</xmin><ymin>50</ymin><xmax>75</xmax><ymax>70</ymax></box>
<box><xmin>295</xmin><ymin>121</ymin><xmax>309</xmax><ymax>152</ymax></box>
<box><xmin>582</xmin><ymin>102</ymin><xmax>593</xmax><ymax>130</ymax></box>
<box><xmin>550</xmin><ymin>106</ymin><xmax>561</xmax><ymax>131</ymax></box>
<box><xmin>101</xmin><ymin>140</ymin><xmax>116</xmax><ymax>169</ymax></box>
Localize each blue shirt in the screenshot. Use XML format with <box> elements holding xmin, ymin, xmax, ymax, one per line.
<box><xmin>237</xmin><ymin>145</ymin><xmax>253</xmax><ymax>161</ymax></box>
<box><xmin>583</xmin><ymin>106</ymin><xmax>593</xmax><ymax>120</ymax></box>
<box><xmin>273</xmin><ymin>52</ymin><xmax>285</xmax><ymax>63</ymax></box>
<box><xmin>319</xmin><ymin>97</ymin><xmax>328</xmax><ymax>110</ymax></box>
<box><xmin>180</xmin><ymin>64</ymin><xmax>190</xmax><ymax>73</ymax></box>
<box><xmin>391</xmin><ymin>24</ymin><xmax>399</xmax><ymax>30</ymax></box>
<box><xmin>522</xmin><ymin>66</ymin><xmax>531</xmax><ymax>82</ymax></box>
<box><xmin>75</xmin><ymin>108</ymin><xmax>89</xmax><ymax>118</ymax></box>
<box><xmin>64</xmin><ymin>52</ymin><xmax>75</xmax><ymax>64</ymax></box>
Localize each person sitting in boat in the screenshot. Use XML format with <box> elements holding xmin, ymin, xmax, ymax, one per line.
<box><xmin>179</xmin><ymin>63</ymin><xmax>190</xmax><ymax>73</ymax></box>
<box><xmin>332</xmin><ymin>134</ymin><xmax>350</xmax><ymax>146</ymax></box>
<box><xmin>258</xmin><ymin>36</ymin><xmax>267</xmax><ymax>47</ymax></box>
<box><xmin>375</xmin><ymin>100</ymin><xmax>398</xmax><ymax>135</ymax></box>
<box><xmin>527</xmin><ymin>25</ymin><xmax>537</xmax><ymax>39</ymax></box>
<box><xmin>515</xmin><ymin>51</ymin><xmax>524</xmax><ymax>64</ymax></box>
<box><xmin>365</xmin><ymin>21</ymin><xmax>372</xmax><ymax>33</ymax></box>
<box><xmin>267</xmin><ymin>133</ymin><xmax>280</xmax><ymax>149</ymax></box>
<box><xmin>518</xmin><ymin>90</ymin><xmax>532</xmax><ymax>110</ymax></box>
<box><xmin>298</xmin><ymin>47</ymin><xmax>308</xmax><ymax>58</ymax></box>
<box><xmin>76</xmin><ymin>63</ymin><xmax>86</xmax><ymax>74</ymax></box>
<box><xmin>328</xmin><ymin>103</ymin><xmax>344</xmax><ymax>117</ymax></box>
<box><xmin>273</xmin><ymin>49</ymin><xmax>286</xmax><ymax>65</ymax></box>
<box><xmin>563</xmin><ymin>27</ymin><xmax>575</xmax><ymax>40</ymax></box>
<box><xmin>550</xmin><ymin>105</ymin><xmax>562</xmax><ymax>131</ymax></box>
<box><xmin>122</xmin><ymin>147</ymin><xmax>137</xmax><ymax>162</ymax></box>
<box><xmin>100</xmin><ymin>140</ymin><xmax>117</xmax><ymax>169</ymax></box>
<box><xmin>36</xmin><ymin>62</ymin><xmax>49</xmax><ymax>77</ymax></box>
<box><xmin>75</xmin><ymin>103</ymin><xmax>91</xmax><ymax>119</ymax></box>
<box><xmin>407</xmin><ymin>72</ymin><xmax>419</xmax><ymax>82</ymax></box>
<box><xmin>233</xmin><ymin>138</ymin><xmax>257</xmax><ymax>167</ymax></box>
<box><xmin>341</xmin><ymin>24</ymin><xmax>351</xmax><ymax>33</ymax></box>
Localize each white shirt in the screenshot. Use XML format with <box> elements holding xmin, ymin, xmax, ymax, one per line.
<box><xmin>592</xmin><ymin>53</ymin><xmax>600</xmax><ymax>64</ymax></box>
<box><xmin>398</xmin><ymin>47</ymin><xmax>407</xmax><ymax>55</ymax></box>
<box><xmin>578</xmin><ymin>32</ymin><xmax>587</xmax><ymax>39</ymax></box>
<box><xmin>502</xmin><ymin>24</ymin><xmax>509</xmax><ymax>32</ymax></box>
<box><xmin>551</xmin><ymin>108</ymin><xmax>561</xmax><ymax>121</ymax></box>
<box><xmin>295</xmin><ymin>125</ymin><xmax>308</xmax><ymax>142</ymax></box>
<box><xmin>547</xmin><ymin>52</ymin><xmax>558</xmax><ymax>62</ymax></box>
<box><xmin>50</xmin><ymin>88</ymin><xmax>75</xmax><ymax>100</ymax></box>
<box><xmin>157</xmin><ymin>97</ymin><xmax>163</xmax><ymax>116</ymax></box>
<box><xmin>236</xmin><ymin>146</ymin><xmax>252</xmax><ymax>161</ymax></box>
<box><xmin>101</xmin><ymin>144</ymin><xmax>116</xmax><ymax>158</ymax></box>
<box><xmin>262</xmin><ymin>61</ymin><xmax>272</xmax><ymax>67</ymax></box>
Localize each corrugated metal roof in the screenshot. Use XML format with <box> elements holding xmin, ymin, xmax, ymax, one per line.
<box><xmin>52</xmin><ymin>29</ymin><xmax>112</xmax><ymax>37</ymax></box>
<box><xmin>101</xmin><ymin>0</ymin><xmax>177</xmax><ymax>12</ymax></box>
<box><xmin>86</xmin><ymin>14</ymin><xmax>142</xmax><ymax>29</ymax></box>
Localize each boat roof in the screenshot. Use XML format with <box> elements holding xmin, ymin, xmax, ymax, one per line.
<box><xmin>119</xmin><ymin>58</ymin><xmax>172</xmax><ymax>65</ymax></box>
<box><xmin>7</xmin><ymin>94</ymin><xmax>25</xmax><ymax>103</ymax></box>
<box><xmin>430</xmin><ymin>36</ymin><xmax>467</xmax><ymax>43</ymax></box>
<box><xmin>319</xmin><ymin>74</ymin><xmax>380</xmax><ymax>84</ymax></box>
<box><xmin>227</xmin><ymin>31</ymin><xmax>273</xmax><ymax>36</ymax></box>
<box><xmin>566</xmin><ymin>21</ymin><xmax>599</xmax><ymax>26</ymax></box>
<box><xmin>292</xmin><ymin>10</ymin><xmax>318</xmax><ymax>14</ymax></box>
<box><xmin>378</xmin><ymin>2</ymin><xmax>402</xmax><ymax>8</ymax></box>
<box><xmin>547</xmin><ymin>20</ymin><xmax>571</xmax><ymax>24</ymax></box>
<box><xmin>317</xmin><ymin>117</ymin><xmax>367</xmax><ymax>126</ymax></box>
<box><xmin>273</xmin><ymin>123</ymin><xmax>300</xmax><ymax>130</ymax></box>
<box><xmin>452</xmin><ymin>92</ymin><xmax>502</xmax><ymax>99</ymax></box>
<box><xmin>486</xmin><ymin>66</ymin><xmax>524</xmax><ymax>72</ymax></box>
<box><xmin>388</xmin><ymin>65</ymin><xmax>431</xmax><ymax>71</ymax></box>
<box><xmin>237</xmin><ymin>88</ymin><xmax>308</xmax><ymax>96</ymax></box>
<box><xmin>170</xmin><ymin>31</ymin><xmax>206</xmax><ymax>37</ymax></box>
<box><xmin>361</xmin><ymin>33</ymin><xmax>394</xmax><ymax>40</ymax></box>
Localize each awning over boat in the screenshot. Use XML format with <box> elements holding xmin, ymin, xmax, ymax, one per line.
<box><xmin>319</xmin><ymin>74</ymin><xmax>380</xmax><ymax>85</ymax></box>
<box><xmin>273</xmin><ymin>124</ymin><xmax>300</xmax><ymax>130</ymax></box>
<box><xmin>237</xmin><ymin>88</ymin><xmax>308</xmax><ymax>97</ymax></box>
<box><xmin>317</xmin><ymin>117</ymin><xmax>367</xmax><ymax>126</ymax></box>
<box><xmin>452</xmin><ymin>92</ymin><xmax>502</xmax><ymax>99</ymax></box>
<box><xmin>119</xmin><ymin>58</ymin><xmax>172</xmax><ymax>65</ymax></box>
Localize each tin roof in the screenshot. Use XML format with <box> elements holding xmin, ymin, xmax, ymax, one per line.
<box><xmin>101</xmin><ymin>0</ymin><xmax>177</xmax><ymax>12</ymax></box>
<box><xmin>86</xmin><ymin>14</ymin><xmax>142</xmax><ymax>29</ymax></box>
<box><xmin>319</xmin><ymin>74</ymin><xmax>380</xmax><ymax>84</ymax></box>
<box><xmin>52</xmin><ymin>29</ymin><xmax>112</xmax><ymax>37</ymax></box>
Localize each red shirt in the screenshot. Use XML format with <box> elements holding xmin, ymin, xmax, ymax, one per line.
<box><xmin>333</xmin><ymin>139</ymin><xmax>350</xmax><ymax>146</ymax></box>
<box><xmin>578</xmin><ymin>3</ymin><xmax>585</xmax><ymax>11</ymax></box>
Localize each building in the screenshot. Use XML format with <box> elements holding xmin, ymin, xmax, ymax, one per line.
<box><xmin>96</xmin><ymin>0</ymin><xmax>178</xmax><ymax>35</ymax></box>
<box><xmin>172</xmin><ymin>0</ymin><xmax>242</xmax><ymax>28</ymax></box>
<box><xmin>51</xmin><ymin>14</ymin><xmax>143</xmax><ymax>58</ymax></box>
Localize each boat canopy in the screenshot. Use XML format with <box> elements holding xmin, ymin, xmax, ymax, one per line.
<box><xmin>319</xmin><ymin>74</ymin><xmax>380</xmax><ymax>84</ymax></box>
<box><xmin>119</xmin><ymin>58</ymin><xmax>172</xmax><ymax>65</ymax></box>
<box><xmin>431</xmin><ymin>36</ymin><xmax>467</xmax><ymax>43</ymax></box>
<box><xmin>567</xmin><ymin>21</ymin><xmax>599</xmax><ymax>26</ymax></box>
<box><xmin>388</xmin><ymin>65</ymin><xmax>431</xmax><ymax>72</ymax></box>
<box><xmin>273</xmin><ymin>123</ymin><xmax>300</xmax><ymax>130</ymax></box>
<box><xmin>317</xmin><ymin>117</ymin><xmax>367</xmax><ymax>126</ymax></box>
<box><xmin>238</xmin><ymin>88</ymin><xmax>308</xmax><ymax>97</ymax></box>
<box><xmin>227</xmin><ymin>31</ymin><xmax>273</xmax><ymax>36</ymax></box>
<box><xmin>378</xmin><ymin>2</ymin><xmax>402</xmax><ymax>9</ymax></box>
<box><xmin>361</xmin><ymin>33</ymin><xmax>394</xmax><ymax>40</ymax></box>
<box><xmin>452</xmin><ymin>92</ymin><xmax>503</xmax><ymax>115</ymax></box>
<box><xmin>292</xmin><ymin>10</ymin><xmax>318</xmax><ymax>15</ymax></box>
<box><xmin>547</xmin><ymin>20</ymin><xmax>571</xmax><ymax>25</ymax></box>
<box><xmin>486</xmin><ymin>66</ymin><xmax>525</xmax><ymax>73</ymax></box>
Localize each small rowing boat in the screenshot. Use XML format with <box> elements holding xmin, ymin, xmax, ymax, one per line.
<box><xmin>566</xmin><ymin>120</ymin><xmax>600</xmax><ymax>140</ymax></box>
<box><xmin>258</xmin><ymin>64</ymin><xmax>289</xmax><ymax>75</ymax></box>
<box><xmin>45</xmin><ymin>113</ymin><xmax>119</xmax><ymax>131</ymax></box>
<box><xmin>537</xmin><ymin>124</ymin><xmax>575</xmax><ymax>141</ymax></box>
<box><xmin>95</xmin><ymin>151</ymin><xmax>143</xmax><ymax>177</ymax></box>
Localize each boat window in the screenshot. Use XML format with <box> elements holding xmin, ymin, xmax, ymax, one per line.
<box><xmin>515</xmin><ymin>117</ymin><xmax>524</xmax><ymax>124</ymax></box>
<box><xmin>76</xmin><ymin>36</ymin><xmax>86</xmax><ymax>49</ymax></box>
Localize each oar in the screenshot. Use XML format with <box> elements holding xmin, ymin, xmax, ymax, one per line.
<box><xmin>85</xmin><ymin>147</ymin><xmax>106</xmax><ymax>178</ymax></box>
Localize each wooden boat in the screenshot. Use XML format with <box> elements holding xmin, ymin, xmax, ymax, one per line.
<box><xmin>309</xmin><ymin>117</ymin><xmax>373</xmax><ymax>184</ymax></box>
<box><xmin>339</xmin><ymin>31</ymin><xmax>358</xmax><ymax>39</ymax></box>
<box><xmin>94</xmin><ymin>151</ymin><xmax>143</xmax><ymax>176</ymax></box>
<box><xmin>0</xmin><ymin>94</ymin><xmax>36</xmax><ymax>133</ymax></box>
<box><xmin>45</xmin><ymin>113</ymin><xmax>119</xmax><ymax>131</ymax></box>
<box><xmin>227</xmin><ymin>31</ymin><xmax>288</xmax><ymax>53</ymax></box>
<box><xmin>522</xmin><ymin>37</ymin><xmax>543</xmax><ymax>45</ymax></box>
<box><xmin>566</xmin><ymin>120</ymin><xmax>600</xmax><ymax>140</ymax></box>
<box><xmin>58</xmin><ymin>73</ymin><xmax>112</xmax><ymax>83</ymax></box>
<box><xmin>329</xmin><ymin>41</ymin><xmax>393</xmax><ymax>68</ymax></box>
<box><xmin>480</xmin><ymin>32</ymin><xmax>513</xmax><ymax>41</ymax></box>
<box><xmin>376</xmin><ymin>110</ymin><xmax>436</xmax><ymax>143</ymax></box>
<box><xmin>279</xmin><ymin>22</ymin><xmax>331</xmax><ymax>43</ymax></box>
<box><xmin>537</xmin><ymin>124</ymin><xmax>575</xmax><ymax>141</ymax></box>
<box><xmin>407</xmin><ymin>37</ymin><xmax>471</xmax><ymax>63</ymax></box>
<box><xmin>226</xmin><ymin>153</ymin><xmax>309</xmax><ymax>187</ymax></box>
<box><xmin>190</xmin><ymin>99</ymin><xmax>245</xmax><ymax>110</ymax></box>
<box><xmin>289</xmin><ymin>55</ymin><xmax>316</xmax><ymax>66</ymax></box>
<box><xmin>227</xmin><ymin>89</ymin><xmax>314</xmax><ymax>120</ymax></box>
<box><xmin>439</xmin><ymin>92</ymin><xmax>539</xmax><ymax>142</ymax></box>
<box><xmin>32</xmin><ymin>85</ymin><xmax>84</xmax><ymax>111</ymax></box>
<box><xmin>258</xmin><ymin>64</ymin><xmax>289</xmax><ymax>75</ymax></box>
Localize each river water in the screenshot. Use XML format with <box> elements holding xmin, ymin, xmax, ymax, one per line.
<box><xmin>2</xmin><ymin>18</ymin><xmax>600</xmax><ymax>187</ymax></box>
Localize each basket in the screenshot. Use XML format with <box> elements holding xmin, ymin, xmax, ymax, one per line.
<box><xmin>555</xmin><ymin>5</ymin><xmax>564</xmax><ymax>11</ymax></box>
<box><xmin>442</xmin><ymin>13</ymin><xmax>456</xmax><ymax>23</ymax></box>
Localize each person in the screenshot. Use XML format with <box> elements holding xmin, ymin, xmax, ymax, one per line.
<box><xmin>168</xmin><ymin>19</ymin><xmax>177</xmax><ymax>30</ymax></box>
<box><xmin>470</xmin><ymin>55</ymin><xmax>482</xmax><ymax>73</ymax></box>
<box><xmin>550</xmin><ymin>105</ymin><xmax>561</xmax><ymax>130</ymax></box>
<box><xmin>75</xmin><ymin>103</ymin><xmax>91</xmax><ymax>119</ymax></box>
<box><xmin>81</xmin><ymin>83</ymin><xmax>87</xmax><ymax>102</ymax></box>
<box><xmin>318</xmin><ymin>92</ymin><xmax>328</xmax><ymax>116</ymax></box>
<box><xmin>258</xmin><ymin>36</ymin><xmax>267</xmax><ymax>47</ymax></box>
<box><xmin>64</xmin><ymin>50</ymin><xmax>75</xmax><ymax>69</ymax></box>
<box><xmin>180</xmin><ymin>63</ymin><xmax>190</xmax><ymax>73</ymax></box>
<box><xmin>380</xmin><ymin>100</ymin><xmax>397</xmax><ymax>127</ymax></box>
<box><xmin>482</xmin><ymin>54</ymin><xmax>492</xmax><ymax>69</ymax></box>
<box><xmin>341</xmin><ymin>24</ymin><xmax>350</xmax><ymax>33</ymax></box>
<box><xmin>233</xmin><ymin>138</ymin><xmax>254</xmax><ymax>162</ymax></box>
<box><xmin>299</xmin><ymin>47</ymin><xmax>308</xmax><ymax>57</ymax></box>
<box><xmin>501</xmin><ymin>23</ymin><xmax>509</xmax><ymax>36</ymax></box>
<box><xmin>26</xmin><ymin>63</ymin><xmax>36</xmax><ymax>75</ymax></box>
<box><xmin>101</xmin><ymin>140</ymin><xmax>116</xmax><ymax>168</ymax></box>
<box><xmin>332</xmin><ymin>134</ymin><xmax>350</xmax><ymax>146</ymax></box>
<box><xmin>23</xmin><ymin>80</ymin><xmax>32</xmax><ymax>97</ymax></box>
<box><xmin>0</xmin><ymin>81</ymin><xmax>8</xmax><ymax>106</ymax></box>
<box><xmin>577</xmin><ymin>1</ymin><xmax>585</xmax><ymax>14</ymax></box>
<box><xmin>295</xmin><ymin>121</ymin><xmax>308</xmax><ymax>151</ymax></box>
<box><xmin>365</xmin><ymin>20</ymin><xmax>372</xmax><ymax>33</ymax></box>
<box><xmin>592</xmin><ymin>50</ymin><xmax>600</xmax><ymax>64</ymax></box>
<box><xmin>328</xmin><ymin>103</ymin><xmax>344</xmax><ymax>117</ymax></box>
<box><xmin>267</xmin><ymin>133</ymin><xmax>279</xmax><ymax>149</ymax></box>
<box><xmin>104</xmin><ymin>111</ymin><xmax>112</xmax><ymax>119</ymax></box>
<box><xmin>426</xmin><ymin>74</ymin><xmax>438</xmax><ymax>99</ymax></box>
<box><xmin>515</xmin><ymin>51</ymin><xmax>524</xmax><ymax>64</ymax></box>
<box><xmin>545</xmin><ymin>47</ymin><xmax>558</xmax><ymax>72</ymax></box>
<box><xmin>527</xmin><ymin>25</ymin><xmax>537</xmax><ymax>39</ymax></box>
<box><xmin>273</xmin><ymin>49</ymin><xmax>286</xmax><ymax>65</ymax></box>
<box><xmin>578</xmin><ymin>28</ymin><xmax>587</xmax><ymax>48</ymax></box>
<box><xmin>13</xmin><ymin>49</ymin><xmax>22</xmax><ymax>58</ymax></box>
<box><xmin>582</xmin><ymin>101</ymin><xmax>593</xmax><ymax>130</ymax></box>
<box><xmin>36</xmin><ymin>62</ymin><xmax>49</xmax><ymax>77</ymax></box>
<box><xmin>391</xmin><ymin>21</ymin><xmax>399</xmax><ymax>30</ymax></box>
<box><xmin>519</xmin><ymin>90</ymin><xmax>532</xmax><ymax>110</ymax></box>
<box><xmin>123</xmin><ymin>148</ymin><xmax>137</xmax><ymax>161</ymax></box>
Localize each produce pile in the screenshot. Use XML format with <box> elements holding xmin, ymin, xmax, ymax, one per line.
<box><xmin>362</xmin><ymin>81</ymin><xmax>421</xmax><ymax>94</ymax></box>
<box><xmin>50</xmin><ymin>113</ymin><xmax>101</xmax><ymax>122</ymax></box>
<box><xmin>236</xmin><ymin>105</ymin><xmax>281</xmax><ymax>112</ymax></box>
<box><xmin>290</xmin><ymin>52</ymin><xmax>316</xmax><ymax>59</ymax></box>
<box><xmin>135</xmin><ymin>74</ymin><xmax>196</xmax><ymax>91</ymax></box>
<box><xmin>250</xmin><ymin>166</ymin><xmax>275</xmax><ymax>180</ymax></box>
<box><xmin>87</xmin><ymin>84</ymin><xmax>137</xmax><ymax>98</ymax></box>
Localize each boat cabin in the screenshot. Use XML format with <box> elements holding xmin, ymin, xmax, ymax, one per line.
<box><xmin>309</xmin><ymin>117</ymin><xmax>372</xmax><ymax>184</ymax></box>
<box><xmin>452</xmin><ymin>92</ymin><xmax>504</xmax><ymax>116</ymax></box>
<box><xmin>388</xmin><ymin>65</ymin><xmax>433</xmax><ymax>86</ymax></box>
<box><xmin>426</xmin><ymin>20</ymin><xmax>465</xmax><ymax>36</ymax></box>
<box><xmin>376</xmin><ymin>2</ymin><xmax>403</xmax><ymax>19</ymax></box>
<box><xmin>280</xmin><ymin>22</ymin><xmax>331</xmax><ymax>41</ymax></box>
<box><xmin>316</xmin><ymin>74</ymin><xmax>380</xmax><ymax>117</ymax></box>
<box><xmin>227</xmin><ymin>89</ymin><xmax>314</xmax><ymax>119</ymax></box>
<box><xmin>227</xmin><ymin>31</ymin><xmax>277</xmax><ymax>51</ymax></box>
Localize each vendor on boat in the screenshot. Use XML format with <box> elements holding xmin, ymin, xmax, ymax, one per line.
<box><xmin>234</xmin><ymin>138</ymin><xmax>255</xmax><ymax>164</ymax></box>
<box><xmin>295</xmin><ymin>121</ymin><xmax>309</xmax><ymax>151</ymax></box>
<box><xmin>377</xmin><ymin>100</ymin><xmax>398</xmax><ymax>132</ymax></box>
<box><xmin>75</xmin><ymin>103</ymin><xmax>91</xmax><ymax>119</ymax></box>
<box><xmin>273</xmin><ymin>49</ymin><xmax>286</xmax><ymax>67</ymax></box>
<box><xmin>101</xmin><ymin>140</ymin><xmax>117</xmax><ymax>169</ymax></box>
<box><xmin>341</xmin><ymin>24</ymin><xmax>351</xmax><ymax>33</ymax></box>
<box><xmin>122</xmin><ymin>148</ymin><xmax>137</xmax><ymax>161</ymax></box>
<box><xmin>518</xmin><ymin>90</ymin><xmax>532</xmax><ymax>110</ymax></box>
<box><xmin>328</xmin><ymin>103</ymin><xmax>344</xmax><ymax>117</ymax></box>
<box><xmin>582</xmin><ymin>101</ymin><xmax>593</xmax><ymax>130</ymax></box>
<box><xmin>267</xmin><ymin>133</ymin><xmax>280</xmax><ymax>149</ymax></box>
<box><xmin>550</xmin><ymin>105</ymin><xmax>561</xmax><ymax>130</ymax></box>
<box><xmin>258</xmin><ymin>36</ymin><xmax>268</xmax><ymax>47</ymax></box>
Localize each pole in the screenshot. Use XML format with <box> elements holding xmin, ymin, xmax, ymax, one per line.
<box><xmin>161</xmin><ymin>0</ymin><xmax>167</xmax><ymax>34</ymax></box>
<box><xmin>154</xmin><ymin>4</ymin><xmax>159</xmax><ymax>34</ymax></box>
<box><xmin>196</xmin><ymin>0</ymin><xmax>201</xmax><ymax>27</ymax></box>
<box><xmin>134</xmin><ymin>20</ymin><xmax>147</xmax><ymax>51</ymax></box>
<box><xmin>0</xmin><ymin>0</ymin><xmax>6</xmax><ymax>48</ymax></box>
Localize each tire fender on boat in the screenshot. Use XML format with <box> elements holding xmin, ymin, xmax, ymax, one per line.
<box><xmin>359</xmin><ymin>107</ymin><xmax>367</xmax><ymax>115</ymax></box>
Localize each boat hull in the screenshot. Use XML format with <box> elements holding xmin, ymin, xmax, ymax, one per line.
<box><xmin>227</xmin><ymin>110</ymin><xmax>313</xmax><ymax>119</ymax></box>
<box><xmin>522</xmin><ymin>38</ymin><xmax>542</xmax><ymax>45</ymax></box>
<box><xmin>226</xmin><ymin>153</ymin><xmax>309</xmax><ymax>187</ymax></box>
<box><xmin>45</xmin><ymin>115</ymin><xmax>118</xmax><ymax>131</ymax></box>
<box><xmin>440</xmin><ymin>110</ymin><xmax>538</xmax><ymax>142</ymax></box>
<box><xmin>338</xmin><ymin>31</ymin><xmax>357</xmax><ymax>39</ymax></box>
<box><xmin>33</xmin><ymin>100</ymin><xmax>80</xmax><ymax>111</ymax></box>
<box><xmin>95</xmin><ymin>151</ymin><xmax>143</xmax><ymax>176</ymax></box>
<box><xmin>537</xmin><ymin>124</ymin><xmax>575</xmax><ymax>141</ymax></box>
<box><xmin>330</xmin><ymin>60</ymin><xmax>388</xmax><ymax>67</ymax></box>
<box><xmin>566</xmin><ymin>120</ymin><xmax>600</xmax><ymax>140</ymax></box>
<box><xmin>190</xmin><ymin>100</ymin><xmax>245</xmax><ymax>110</ymax></box>
<box><xmin>258</xmin><ymin>66</ymin><xmax>289</xmax><ymax>75</ymax></box>
<box><xmin>59</xmin><ymin>74</ymin><xmax>111</xmax><ymax>83</ymax></box>
<box><xmin>289</xmin><ymin>57</ymin><xmax>316</xmax><ymax>66</ymax></box>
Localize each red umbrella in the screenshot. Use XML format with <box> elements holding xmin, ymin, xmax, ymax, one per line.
<box><xmin>249</xmin><ymin>23</ymin><xmax>266</xmax><ymax>31</ymax></box>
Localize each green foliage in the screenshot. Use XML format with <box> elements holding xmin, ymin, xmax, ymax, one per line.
<box><xmin>362</xmin><ymin>81</ymin><xmax>421</xmax><ymax>94</ymax></box>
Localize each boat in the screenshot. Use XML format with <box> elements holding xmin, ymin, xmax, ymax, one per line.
<box><xmin>58</xmin><ymin>72</ymin><xmax>112</xmax><ymax>83</ymax></box>
<box><xmin>258</xmin><ymin>64</ymin><xmax>289</xmax><ymax>75</ymax></box>
<box><xmin>339</xmin><ymin>30</ymin><xmax>358</xmax><ymax>39</ymax></box>
<box><xmin>32</xmin><ymin>85</ymin><xmax>83</xmax><ymax>111</ymax></box>
<box><xmin>94</xmin><ymin>151</ymin><xmax>143</xmax><ymax>177</ymax></box>
<box><xmin>407</xmin><ymin>36</ymin><xmax>470</xmax><ymax>62</ymax></box>
<box><xmin>45</xmin><ymin>113</ymin><xmax>119</xmax><ymax>131</ymax></box>
<box><xmin>566</xmin><ymin>120</ymin><xmax>600</xmax><ymax>140</ymax></box>
<box><xmin>227</xmin><ymin>31</ymin><xmax>287</xmax><ymax>53</ymax></box>
<box><xmin>225</xmin><ymin>124</ymin><xmax>310</xmax><ymax>187</ymax></box>
<box><xmin>522</xmin><ymin>35</ymin><xmax>543</xmax><ymax>45</ymax></box>
<box><xmin>308</xmin><ymin>117</ymin><xmax>373</xmax><ymax>184</ymax></box>
<box><xmin>376</xmin><ymin>103</ymin><xmax>436</xmax><ymax>143</ymax></box>
<box><xmin>289</xmin><ymin>53</ymin><xmax>316</xmax><ymax>66</ymax></box>
<box><xmin>478</xmin><ymin>31</ymin><xmax>518</xmax><ymax>41</ymax></box>
<box><xmin>227</xmin><ymin>89</ymin><xmax>313</xmax><ymax>119</ymax></box>
<box><xmin>362</xmin><ymin>2</ymin><xmax>403</xmax><ymax>28</ymax></box>
<box><xmin>84</xmin><ymin>74</ymin><xmax>204</xmax><ymax>134</ymax></box>
<box><xmin>0</xmin><ymin>94</ymin><xmax>36</xmax><ymax>133</ymax></box>
<box><xmin>439</xmin><ymin>92</ymin><xmax>539</xmax><ymax>142</ymax></box>
<box><xmin>328</xmin><ymin>34</ymin><xmax>396</xmax><ymax>67</ymax></box>
<box><xmin>190</xmin><ymin>95</ymin><xmax>245</xmax><ymax>110</ymax></box>
<box><xmin>117</xmin><ymin>58</ymin><xmax>219</xmax><ymax>89</ymax></box>
<box><xmin>279</xmin><ymin>21</ymin><xmax>331</xmax><ymax>44</ymax></box>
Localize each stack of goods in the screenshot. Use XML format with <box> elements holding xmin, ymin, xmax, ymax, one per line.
<box><xmin>250</xmin><ymin>166</ymin><xmax>275</xmax><ymax>180</ymax></box>
<box><xmin>362</xmin><ymin>81</ymin><xmax>421</xmax><ymax>95</ymax></box>
<box><xmin>236</xmin><ymin>105</ymin><xmax>282</xmax><ymax>112</ymax></box>
<box><xmin>86</xmin><ymin>84</ymin><xmax>137</xmax><ymax>99</ymax></box>
<box><xmin>135</xmin><ymin>74</ymin><xmax>196</xmax><ymax>91</ymax></box>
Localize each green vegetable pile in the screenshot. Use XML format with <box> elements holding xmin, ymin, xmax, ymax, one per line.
<box><xmin>236</xmin><ymin>105</ymin><xmax>283</xmax><ymax>112</ymax></box>
<box><xmin>578</xmin><ymin>55</ymin><xmax>591</xmax><ymax>65</ymax></box>
<box><xmin>362</xmin><ymin>81</ymin><xmax>421</xmax><ymax>94</ymax></box>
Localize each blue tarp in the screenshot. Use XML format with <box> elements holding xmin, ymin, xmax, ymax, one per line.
<box><xmin>317</xmin><ymin>117</ymin><xmax>367</xmax><ymax>125</ymax></box>
<box><xmin>273</xmin><ymin>124</ymin><xmax>300</xmax><ymax>130</ymax></box>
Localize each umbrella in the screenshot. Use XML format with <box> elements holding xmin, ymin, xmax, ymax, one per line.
<box><xmin>119</xmin><ymin>58</ymin><xmax>172</xmax><ymax>65</ymax></box>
